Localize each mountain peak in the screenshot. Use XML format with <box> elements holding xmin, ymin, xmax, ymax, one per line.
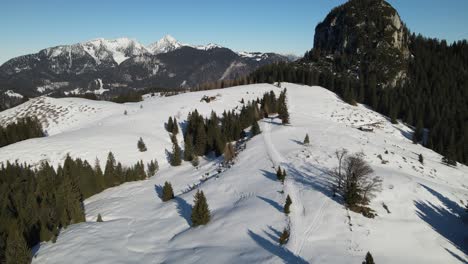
<box><xmin>148</xmin><ymin>35</ymin><xmax>182</xmax><ymax>54</ymax></box>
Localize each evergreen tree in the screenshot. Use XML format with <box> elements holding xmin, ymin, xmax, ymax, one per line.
<box><xmin>5</xmin><ymin>225</ymin><xmax>31</xmax><ymax>264</ymax></box>
<box><xmin>162</xmin><ymin>182</ymin><xmax>175</xmax><ymax>201</ymax></box>
<box><xmin>276</xmin><ymin>166</ymin><xmax>282</xmax><ymax>181</ymax></box>
<box><xmin>184</xmin><ymin>133</ymin><xmax>194</xmax><ymax>161</ymax></box>
<box><xmin>137</xmin><ymin>137</ymin><xmax>147</xmax><ymax>152</ymax></box>
<box><xmin>279</xmin><ymin>228</ymin><xmax>290</xmax><ymax>245</ymax></box>
<box><xmin>191</xmin><ymin>190</ymin><xmax>211</xmax><ymax>226</ymax></box>
<box><xmin>166</xmin><ymin>116</ymin><xmax>174</xmax><ymax>132</ymax></box>
<box><xmin>284</xmin><ymin>195</ymin><xmax>292</xmax><ymax>214</ymax></box>
<box><xmin>413</xmin><ymin>119</ymin><xmax>423</xmax><ymax>144</ymax></box>
<box><xmin>172</xmin><ymin>117</ymin><xmax>179</xmax><ymax>134</ymax></box>
<box><xmin>362</xmin><ymin>252</ymin><xmax>375</xmax><ymax>264</ymax></box>
<box><xmin>147</xmin><ymin>159</ymin><xmax>159</xmax><ymax>176</ymax></box>
<box><xmin>104</xmin><ymin>152</ymin><xmax>116</xmax><ymax>187</ymax></box>
<box><xmin>278</xmin><ymin>90</ymin><xmax>290</xmax><ymax>124</ymax></box>
<box><xmin>97</xmin><ymin>213</ymin><xmax>103</xmax><ymax>222</ymax></box>
<box><xmin>251</xmin><ymin>120</ymin><xmax>261</xmax><ymax>136</ymax></box>
<box><xmin>194</xmin><ymin>123</ymin><xmax>207</xmax><ymax>156</ymax></box>
<box><xmin>170</xmin><ymin>135</ymin><xmax>182</xmax><ymax>166</ymax></box>
<box><xmin>304</xmin><ymin>134</ymin><xmax>310</xmax><ymax>145</ymax></box>
<box><xmin>94</xmin><ymin>158</ymin><xmax>105</xmax><ymax>191</ymax></box>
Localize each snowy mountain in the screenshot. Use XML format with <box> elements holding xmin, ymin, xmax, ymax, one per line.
<box><xmin>0</xmin><ymin>36</ymin><xmax>290</xmax><ymax>107</ymax></box>
<box><xmin>147</xmin><ymin>35</ymin><xmax>183</xmax><ymax>54</ymax></box>
<box><xmin>0</xmin><ymin>83</ymin><xmax>466</xmax><ymax>263</ymax></box>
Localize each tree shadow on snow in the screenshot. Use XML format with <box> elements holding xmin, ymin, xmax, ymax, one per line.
<box><xmin>414</xmin><ymin>184</ymin><xmax>468</xmax><ymax>258</ymax></box>
<box><xmin>259</xmin><ymin>169</ymin><xmax>278</xmax><ymax>182</ymax></box>
<box><xmin>154</xmin><ymin>185</ymin><xmax>163</xmax><ymax>199</ymax></box>
<box><xmin>174</xmin><ymin>197</ymin><xmax>192</xmax><ymax>226</ymax></box>
<box><xmin>394</xmin><ymin>126</ymin><xmax>413</xmax><ymax>142</ymax></box>
<box><xmin>257</xmin><ymin>196</ymin><xmax>283</xmax><ymax>213</ymax></box>
<box><xmin>165</xmin><ymin>149</ymin><xmax>172</xmax><ymax>164</ymax></box>
<box><xmin>445</xmin><ymin>248</ymin><xmax>468</xmax><ymax>264</ymax></box>
<box><xmin>284</xmin><ymin>163</ymin><xmax>342</xmax><ymax>206</ymax></box>
<box><xmin>290</xmin><ymin>139</ymin><xmax>304</xmax><ymax>146</ymax></box>
<box><xmin>247</xmin><ymin>229</ymin><xmax>308</xmax><ymax>264</ymax></box>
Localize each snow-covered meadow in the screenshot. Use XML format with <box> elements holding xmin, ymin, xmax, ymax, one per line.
<box><xmin>0</xmin><ymin>83</ymin><xmax>466</xmax><ymax>263</ymax></box>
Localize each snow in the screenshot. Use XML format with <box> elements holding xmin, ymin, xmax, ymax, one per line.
<box><xmin>192</xmin><ymin>43</ymin><xmax>223</xmax><ymax>50</ymax></box>
<box><xmin>0</xmin><ymin>83</ymin><xmax>466</xmax><ymax>263</ymax></box>
<box><xmin>147</xmin><ymin>35</ymin><xmax>183</xmax><ymax>54</ymax></box>
<box><xmin>238</xmin><ymin>51</ymin><xmax>270</xmax><ymax>61</ymax></box>
<box><xmin>4</xmin><ymin>90</ymin><xmax>23</xmax><ymax>98</ymax></box>
<box><xmin>36</xmin><ymin>81</ymin><xmax>69</xmax><ymax>93</ymax></box>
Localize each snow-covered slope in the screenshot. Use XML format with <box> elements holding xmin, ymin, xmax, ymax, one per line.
<box><xmin>0</xmin><ymin>83</ymin><xmax>466</xmax><ymax>263</ymax></box>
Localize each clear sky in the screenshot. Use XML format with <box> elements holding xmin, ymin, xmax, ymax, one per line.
<box><xmin>1</xmin><ymin>0</ymin><xmax>467</xmax><ymax>64</ymax></box>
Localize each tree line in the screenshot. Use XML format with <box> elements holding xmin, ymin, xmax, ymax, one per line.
<box><xmin>0</xmin><ymin>117</ymin><xmax>44</xmax><ymax>148</ymax></box>
<box><xmin>0</xmin><ymin>153</ymin><xmax>158</xmax><ymax>264</ymax></box>
<box><xmin>168</xmin><ymin>89</ymin><xmax>289</xmax><ymax>166</ymax></box>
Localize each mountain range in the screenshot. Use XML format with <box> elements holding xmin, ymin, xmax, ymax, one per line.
<box><xmin>0</xmin><ymin>35</ymin><xmax>291</xmax><ymax>106</ymax></box>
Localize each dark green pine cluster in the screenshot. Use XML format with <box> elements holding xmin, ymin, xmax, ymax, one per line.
<box><xmin>0</xmin><ymin>153</ymin><xmax>153</xmax><ymax>263</ymax></box>
<box><xmin>170</xmin><ymin>90</ymin><xmax>289</xmax><ymax>166</ymax></box>
<box><xmin>0</xmin><ymin>117</ymin><xmax>44</xmax><ymax>148</ymax></box>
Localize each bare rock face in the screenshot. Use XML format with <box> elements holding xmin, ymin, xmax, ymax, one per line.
<box><xmin>312</xmin><ymin>0</ymin><xmax>410</xmax><ymax>87</ymax></box>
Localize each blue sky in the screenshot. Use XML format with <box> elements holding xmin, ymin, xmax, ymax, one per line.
<box><xmin>1</xmin><ymin>0</ymin><xmax>467</xmax><ymax>64</ymax></box>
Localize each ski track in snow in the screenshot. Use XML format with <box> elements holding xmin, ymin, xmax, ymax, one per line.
<box><xmin>262</xmin><ymin>118</ymin><xmax>330</xmax><ymax>261</ymax></box>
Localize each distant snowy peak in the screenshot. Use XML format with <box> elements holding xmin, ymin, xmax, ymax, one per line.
<box><xmin>43</xmin><ymin>37</ymin><xmax>150</xmax><ymax>65</ymax></box>
<box><xmin>147</xmin><ymin>35</ymin><xmax>183</xmax><ymax>54</ymax></box>
<box><xmin>238</xmin><ymin>51</ymin><xmax>272</xmax><ymax>61</ymax></box>
<box><xmin>192</xmin><ymin>43</ymin><xmax>224</xmax><ymax>51</ymax></box>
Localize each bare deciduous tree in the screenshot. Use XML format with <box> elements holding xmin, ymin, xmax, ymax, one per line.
<box><xmin>329</xmin><ymin>150</ymin><xmax>382</xmax><ymax>207</ymax></box>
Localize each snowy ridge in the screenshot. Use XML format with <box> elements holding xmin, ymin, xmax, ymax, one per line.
<box><xmin>0</xmin><ymin>83</ymin><xmax>466</xmax><ymax>263</ymax></box>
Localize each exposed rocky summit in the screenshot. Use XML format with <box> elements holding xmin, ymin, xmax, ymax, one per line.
<box><xmin>306</xmin><ymin>0</ymin><xmax>410</xmax><ymax>87</ymax></box>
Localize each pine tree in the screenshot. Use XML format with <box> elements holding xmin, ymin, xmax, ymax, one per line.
<box><xmin>104</xmin><ymin>152</ymin><xmax>116</xmax><ymax>187</ymax></box>
<box><xmin>304</xmin><ymin>134</ymin><xmax>310</xmax><ymax>145</ymax></box>
<box><xmin>191</xmin><ymin>190</ymin><xmax>211</xmax><ymax>226</ymax></box>
<box><xmin>276</xmin><ymin>166</ymin><xmax>282</xmax><ymax>181</ymax></box>
<box><xmin>279</xmin><ymin>228</ymin><xmax>290</xmax><ymax>245</ymax></box>
<box><xmin>147</xmin><ymin>159</ymin><xmax>159</xmax><ymax>176</ymax></box>
<box><xmin>278</xmin><ymin>91</ymin><xmax>290</xmax><ymax>124</ymax></box>
<box><xmin>184</xmin><ymin>133</ymin><xmax>194</xmax><ymax>161</ymax></box>
<box><xmin>171</xmin><ymin>136</ymin><xmax>182</xmax><ymax>166</ymax></box>
<box><xmin>194</xmin><ymin>123</ymin><xmax>207</xmax><ymax>156</ymax></box>
<box><xmin>137</xmin><ymin>137</ymin><xmax>147</xmax><ymax>152</ymax></box>
<box><xmin>172</xmin><ymin>117</ymin><xmax>179</xmax><ymax>134</ymax></box>
<box><xmin>162</xmin><ymin>181</ymin><xmax>175</xmax><ymax>201</ymax></box>
<box><xmin>97</xmin><ymin>213</ymin><xmax>103</xmax><ymax>222</ymax></box>
<box><xmin>166</xmin><ymin>116</ymin><xmax>174</xmax><ymax>132</ymax></box>
<box><xmin>251</xmin><ymin>120</ymin><xmax>261</xmax><ymax>136</ymax></box>
<box><xmin>418</xmin><ymin>154</ymin><xmax>424</xmax><ymax>164</ymax></box>
<box><xmin>413</xmin><ymin>119</ymin><xmax>423</xmax><ymax>144</ymax></box>
<box><xmin>362</xmin><ymin>252</ymin><xmax>375</xmax><ymax>264</ymax></box>
<box><xmin>5</xmin><ymin>225</ymin><xmax>31</xmax><ymax>264</ymax></box>
<box><xmin>284</xmin><ymin>195</ymin><xmax>292</xmax><ymax>214</ymax></box>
